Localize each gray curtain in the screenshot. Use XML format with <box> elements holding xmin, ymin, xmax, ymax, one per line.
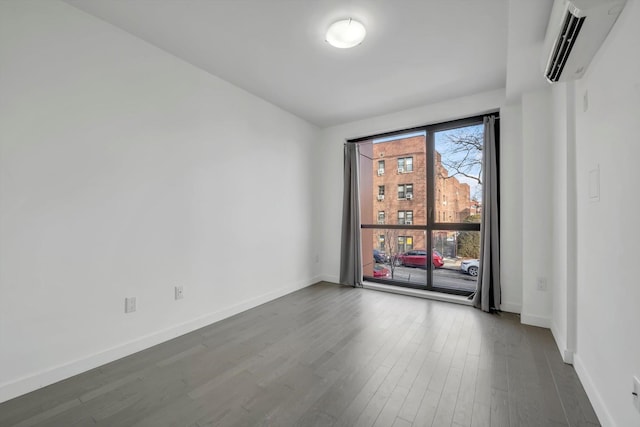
<box><xmin>339</xmin><ymin>143</ymin><xmax>362</xmax><ymax>287</ymax></box>
<box><xmin>473</xmin><ymin>116</ymin><xmax>501</xmax><ymax>312</ymax></box>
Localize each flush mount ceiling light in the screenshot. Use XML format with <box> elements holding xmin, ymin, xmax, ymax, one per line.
<box><xmin>325</xmin><ymin>18</ymin><xmax>366</xmax><ymax>48</ymax></box>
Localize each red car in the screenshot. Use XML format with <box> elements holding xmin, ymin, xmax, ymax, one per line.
<box><xmin>397</xmin><ymin>250</ymin><xmax>444</xmax><ymax>268</ymax></box>
<box><xmin>373</xmin><ymin>264</ymin><xmax>391</xmax><ymax>278</ymax></box>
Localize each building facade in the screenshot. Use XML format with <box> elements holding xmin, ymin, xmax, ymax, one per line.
<box><xmin>372</xmin><ymin>135</ymin><xmax>477</xmax><ymax>256</ymax></box>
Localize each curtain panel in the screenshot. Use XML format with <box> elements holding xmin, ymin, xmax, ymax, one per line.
<box><xmin>339</xmin><ymin>143</ymin><xmax>363</xmax><ymax>287</ymax></box>
<box><xmin>472</xmin><ymin>116</ymin><xmax>501</xmax><ymax>312</ymax></box>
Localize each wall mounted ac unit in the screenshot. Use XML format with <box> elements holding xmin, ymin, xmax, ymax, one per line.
<box><xmin>406</xmin><ymin>194</ymin><xmax>413</xmax><ymax>200</ymax></box>
<box><xmin>542</xmin><ymin>0</ymin><xmax>627</xmax><ymax>83</ymax></box>
<box><xmin>377</xmin><ymin>169</ymin><xmax>384</xmax><ymax>176</ymax></box>
<box><xmin>377</xmin><ymin>195</ymin><xmax>385</xmax><ymax>201</ymax></box>
<box><xmin>398</xmin><ymin>167</ymin><xmax>404</xmax><ymax>174</ymax></box>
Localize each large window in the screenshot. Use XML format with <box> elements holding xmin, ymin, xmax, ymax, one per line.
<box><xmin>357</xmin><ymin>115</ymin><xmax>493</xmax><ymax>295</ymax></box>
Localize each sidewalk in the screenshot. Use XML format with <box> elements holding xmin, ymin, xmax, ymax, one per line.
<box><xmin>443</xmin><ymin>257</ymin><xmax>462</xmax><ymax>269</ymax></box>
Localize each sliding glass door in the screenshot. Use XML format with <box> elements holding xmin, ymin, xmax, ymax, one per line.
<box><xmin>358</xmin><ymin>116</ymin><xmax>486</xmax><ymax>295</ymax></box>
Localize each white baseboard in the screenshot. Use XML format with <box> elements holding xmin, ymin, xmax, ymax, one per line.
<box><xmin>574</xmin><ymin>354</ymin><xmax>614</xmax><ymax>427</ymax></box>
<box><xmin>499</xmin><ymin>301</ymin><xmax>522</xmax><ymax>314</ymax></box>
<box><xmin>0</xmin><ymin>278</ymin><xmax>317</xmax><ymax>404</ymax></box>
<box><xmin>520</xmin><ymin>312</ymin><xmax>551</xmax><ymax>328</ymax></box>
<box><xmin>550</xmin><ymin>322</ymin><xmax>574</xmax><ymax>364</ymax></box>
<box><xmin>561</xmin><ymin>349</ymin><xmax>574</xmax><ymax>364</ymax></box>
<box><xmin>319</xmin><ymin>275</ymin><xmax>340</xmax><ymax>284</ymax></box>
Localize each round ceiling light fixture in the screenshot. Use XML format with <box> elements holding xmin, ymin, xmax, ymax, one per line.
<box><xmin>325</xmin><ymin>18</ymin><xmax>366</xmax><ymax>49</ymax></box>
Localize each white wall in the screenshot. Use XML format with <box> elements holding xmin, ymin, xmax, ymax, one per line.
<box><xmin>498</xmin><ymin>103</ymin><xmax>524</xmax><ymax>313</ymax></box>
<box><xmin>0</xmin><ymin>0</ymin><xmax>319</xmax><ymax>402</ymax></box>
<box><xmin>571</xmin><ymin>1</ymin><xmax>640</xmax><ymax>425</ymax></box>
<box><xmin>548</xmin><ymin>81</ymin><xmax>578</xmax><ymax>364</ymax></box>
<box><xmin>550</xmin><ymin>84</ymin><xmax>569</xmax><ymax>348</ymax></box>
<box><xmin>519</xmin><ymin>89</ymin><xmax>554</xmax><ymax>327</ymax></box>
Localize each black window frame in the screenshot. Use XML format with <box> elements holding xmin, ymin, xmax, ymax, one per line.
<box><xmin>354</xmin><ymin>112</ymin><xmax>499</xmax><ymax>295</ymax></box>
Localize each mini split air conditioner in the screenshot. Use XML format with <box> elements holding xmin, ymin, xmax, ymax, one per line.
<box><xmin>542</xmin><ymin>0</ymin><xmax>627</xmax><ymax>83</ymax></box>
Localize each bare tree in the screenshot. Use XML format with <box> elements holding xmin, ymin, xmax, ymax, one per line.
<box><xmin>382</xmin><ymin>229</ymin><xmax>403</xmax><ymax>279</ymax></box>
<box><xmin>438</xmin><ymin>127</ymin><xmax>483</xmax><ymax>185</ymax></box>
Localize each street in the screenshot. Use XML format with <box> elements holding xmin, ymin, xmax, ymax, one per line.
<box><xmin>385</xmin><ymin>262</ymin><xmax>477</xmax><ymax>292</ymax></box>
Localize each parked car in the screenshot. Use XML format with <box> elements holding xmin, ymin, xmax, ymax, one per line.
<box><xmin>373</xmin><ymin>264</ymin><xmax>391</xmax><ymax>278</ymax></box>
<box><xmin>460</xmin><ymin>259</ymin><xmax>479</xmax><ymax>276</ymax></box>
<box><xmin>397</xmin><ymin>250</ymin><xmax>444</xmax><ymax>268</ymax></box>
<box><xmin>373</xmin><ymin>249</ymin><xmax>388</xmax><ymax>263</ymax></box>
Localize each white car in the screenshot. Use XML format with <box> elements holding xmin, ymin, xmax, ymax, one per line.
<box><xmin>460</xmin><ymin>259</ymin><xmax>479</xmax><ymax>277</ymax></box>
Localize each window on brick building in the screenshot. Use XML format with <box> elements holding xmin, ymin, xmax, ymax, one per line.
<box><xmin>397</xmin><ymin>157</ymin><xmax>413</xmax><ymax>172</ymax></box>
<box><xmin>397</xmin><ymin>184</ymin><xmax>413</xmax><ymax>199</ymax></box>
<box><xmin>398</xmin><ymin>236</ymin><xmax>413</xmax><ymax>252</ymax></box>
<box><xmin>378</xmin><ymin>235</ymin><xmax>385</xmax><ymax>251</ymax></box>
<box><xmin>377</xmin><ymin>160</ymin><xmax>385</xmax><ymax>176</ymax></box>
<box><xmin>377</xmin><ymin>211</ymin><xmax>385</xmax><ymax>224</ymax></box>
<box><xmin>378</xmin><ymin>185</ymin><xmax>385</xmax><ymax>196</ymax></box>
<box><xmin>398</xmin><ymin>210</ymin><xmax>413</xmax><ymax>225</ymax></box>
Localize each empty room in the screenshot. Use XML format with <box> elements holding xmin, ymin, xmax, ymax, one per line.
<box><xmin>1</xmin><ymin>0</ymin><xmax>639</xmax><ymax>426</ymax></box>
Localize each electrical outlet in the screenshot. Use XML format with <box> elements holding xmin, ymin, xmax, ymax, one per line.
<box><xmin>125</xmin><ymin>297</ymin><xmax>136</xmax><ymax>313</ymax></box>
<box><xmin>536</xmin><ymin>277</ymin><xmax>547</xmax><ymax>291</ymax></box>
<box><xmin>633</xmin><ymin>376</ymin><xmax>640</xmax><ymax>413</ymax></box>
<box><xmin>174</xmin><ymin>285</ymin><xmax>184</xmax><ymax>300</ymax></box>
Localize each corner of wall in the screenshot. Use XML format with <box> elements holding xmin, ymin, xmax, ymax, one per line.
<box><xmin>520</xmin><ymin>313</ymin><xmax>551</xmax><ymax>329</ymax></box>
<box><xmin>551</xmin><ymin>321</ymin><xmax>574</xmax><ymax>364</ymax></box>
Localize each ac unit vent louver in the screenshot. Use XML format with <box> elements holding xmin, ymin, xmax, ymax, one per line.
<box><xmin>545</xmin><ymin>11</ymin><xmax>585</xmax><ymax>82</ymax></box>
<box><xmin>541</xmin><ymin>0</ymin><xmax>627</xmax><ymax>83</ymax></box>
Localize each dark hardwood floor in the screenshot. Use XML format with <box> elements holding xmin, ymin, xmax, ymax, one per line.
<box><xmin>0</xmin><ymin>282</ymin><xmax>599</xmax><ymax>426</ymax></box>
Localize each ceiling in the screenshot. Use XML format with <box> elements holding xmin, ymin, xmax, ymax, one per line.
<box><xmin>64</xmin><ymin>0</ymin><xmax>552</xmax><ymax>127</ymax></box>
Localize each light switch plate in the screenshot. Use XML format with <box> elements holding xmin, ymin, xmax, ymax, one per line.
<box><xmin>588</xmin><ymin>166</ymin><xmax>600</xmax><ymax>202</ymax></box>
<box><xmin>583</xmin><ymin>90</ymin><xmax>589</xmax><ymax>112</ymax></box>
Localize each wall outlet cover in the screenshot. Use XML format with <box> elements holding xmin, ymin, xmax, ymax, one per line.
<box><xmin>175</xmin><ymin>286</ymin><xmax>184</xmax><ymax>300</ymax></box>
<box><xmin>125</xmin><ymin>297</ymin><xmax>136</xmax><ymax>313</ymax></box>
<box><xmin>536</xmin><ymin>277</ymin><xmax>547</xmax><ymax>291</ymax></box>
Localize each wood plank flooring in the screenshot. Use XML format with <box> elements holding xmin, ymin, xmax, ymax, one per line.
<box><xmin>0</xmin><ymin>282</ymin><xmax>599</xmax><ymax>427</ymax></box>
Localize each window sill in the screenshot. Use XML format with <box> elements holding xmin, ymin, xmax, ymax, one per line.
<box><xmin>362</xmin><ymin>281</ymin><xmax>473</xmax><ymax>306</ymax></box>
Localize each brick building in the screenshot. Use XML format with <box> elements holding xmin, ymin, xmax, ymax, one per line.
<box><xmin>372</xmin><ymin>135</ymin><xmax>476</xmax><ymax>254</ymax></box>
